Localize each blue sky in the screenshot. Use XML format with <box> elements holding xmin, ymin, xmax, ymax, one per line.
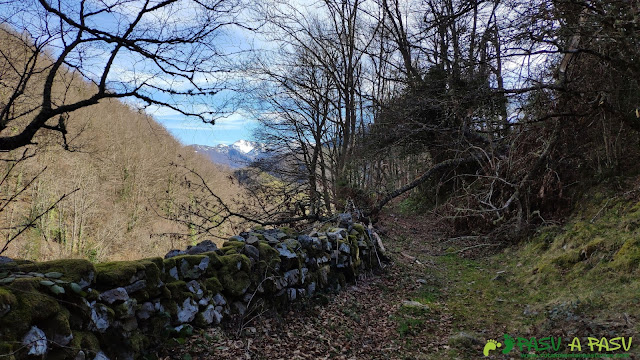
<box><xmin>154</xmin><ymin>114</ymin><xmax>259</xmax><ymax>146</ymax></box>
<box><xmin>3</xmin><ymin>0</ymin><xmax>262</xmax><ymax>147</ymax></box>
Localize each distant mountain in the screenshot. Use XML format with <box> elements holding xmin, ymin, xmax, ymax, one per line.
<box><xmin>191</xmin><ymin>140</ymin><xmax>268</xmax><ymax>168</ymax></box>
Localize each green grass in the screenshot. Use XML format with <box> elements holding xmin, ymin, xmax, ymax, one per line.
<box><xmin>388</xmin><ymin>184</ymin><xmax>640</xmax><ymax>358</ymax></box>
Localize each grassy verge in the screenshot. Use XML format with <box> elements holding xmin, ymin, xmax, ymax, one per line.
<box><xmin>385</xmin><ymin>185</ymin><xmax>640</xmax><ymax>359</ymax></box>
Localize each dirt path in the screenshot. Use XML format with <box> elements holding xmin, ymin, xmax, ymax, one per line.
<box><xmin>158</xmin><ymin>211</ymin><xmax>495</xmax><ymax>360</ymax></box>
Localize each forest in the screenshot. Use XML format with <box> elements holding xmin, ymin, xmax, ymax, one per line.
<box><xmin>0</xmin><ymin>0</ymin><xmax>639</xmax><ymax>358</ymax></box>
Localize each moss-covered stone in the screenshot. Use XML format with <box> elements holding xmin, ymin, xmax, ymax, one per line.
<box><xmin>351</xmin><ymin>223</ymin><xmax>366</xmax><ymax>235</ymax></box>
<box><xmin>70</xmin><ymin>331</ymin><xmax>101</xmax><ymax>353</ymax></box>
<box><xmin>0</xmin><ymin>287</ymin><xmax>17</xmax><ymax>308</ymax></box>
<box><xmin>165</xmin><ymin>281</ymin><xmax>189</xmax><ymax>300</ymax></box>
<box><xmin>18</xmin><ymin>259</ymin><xmax>95</xmax><ymax>284</ymax></box>
<box><xmin>0</xmin><ymin>278</ymin><xmax>64</xmax><ymax>338</ymax></box>
<box><xmin>257</xmin><ymin>242</ymin><xmax>281</xmax><ymax>267</ymax></box>
<box><xmin>221</xmin><ymin>240</ymin><xmax>245</xmax><ymax>251</ymax></box>
<box><xmin>203</xmin><ymin>277</ymin><xmax>223</xmax><ymax>294</ymax></box>
<box><xmin>128</xmin><ymin>332</ymin><xmax>149</xmax><ymax>353</ymax></box>
<box><xmin>173</xmin><ymin>255</ymin><xmax>209</xmax><ymax>279</ymax></box>
<box><xmin>95</xmin><ymin>259</ymin><xmax>161</xmax><ymax>290</ymax></box>
<box><xmin>220</xmin><ymin>269</ymin><xmax>250</xmax><ymax>297</ymax></box>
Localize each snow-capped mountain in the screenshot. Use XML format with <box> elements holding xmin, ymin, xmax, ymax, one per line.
<box><xmin>191</xmin><ymin>140</ymin><xmax>267</xmax><ymax>168</ymax></box>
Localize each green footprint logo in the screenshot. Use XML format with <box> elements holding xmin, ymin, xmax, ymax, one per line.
<box><xmin>502</xmin><ymin>334</ymin><xmax>515</xmax><ymax>354</ymax></box>
<box><xmin>483</xmin><ymin>339</ymin><xmax>502</xmax><ymax>356</ymax></box>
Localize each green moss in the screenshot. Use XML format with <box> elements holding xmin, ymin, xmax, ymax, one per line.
<box><xmin>0</xmin><ymin>287</ymin><xmax>16</xmax><ymax>306</ymax></box>
<box><xmin>580</xmin><ymin>237</ymin><xmax>605</xmax><ymax>260</ymax></box>
<box><xmin>221</xmin><ymin>271</ymin><xmax>250</xmax><ymax>297</ymax></box>
<box><xmin>0</xmin><ymin>279</ymin><xmax>63</xmax><ymax>340</ymax></box>
<box><xmin>219</xmin><ymin>254</ymin><xmax>251</xmax><ymax>273</ymax></box>
<box><xmin>351</xmin><ymin>223</ymin><xmax>366</xmax><ymax>235</ymax></box>
<box><xmin>69</xmin><ymin>331</ymin><xmax>101</xmax><ymax>352</ymax></box>
<box><xmin>610</xmin><ymin>238</ymin><xmax>640</xmax><ymax>271</ymax></box>
<box><xmin>18</xmin><ymin>259</ymin><xmax>95</xmax><ymax>283</ymax></box>
<box><xmin>206</xmin><ymin>252</ymin><xmax>222</xmax><ymax>271</ymax></box>
<box><xmin>128</xmin><ymin>333</ymin><xmax>149</xmax><ymax>353</ymax></box>
<box><xmin>45</xmin><ymin>308</ymin><xmax>71</xmax><ymax>337</ymax></box>
<box><xmin>0</xmin><ymin>342</ymin><xmax>14</xmax><ymax>359</ymax></box>
<box><xmin>95</xmin><ymin>259</ymin><xmax>161</xmax><ymax>289</ymax></box>
<box><xmin>160</xmin><ymin>299</ymin><xmax>179</xmax><ymax>318</ymax></box>
<box><xmin>279</xmin><ymin>227</ymin><xmax>296</xmax><ymax>236</ymax></box>
<box><xmin>203</xmin><ymin>277</ymin><xmax>223</xmax><ymax>294</ymax></box>
<box><xmin>257</xmin><ymin>242</ymin><xmax>281</xmax><ymax>267</ymax></box>
<box><xmin>165</xmin><ymin>281</ymin><xmax>189</xmax><ymax>300</ymax></box>
<box><xmin>551</xmin><ymin>250</ymin><xmax>581</xmax><ymax>268</ymax></box>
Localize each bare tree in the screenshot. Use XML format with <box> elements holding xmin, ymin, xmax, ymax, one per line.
<box><xmin>0</xmin><ymin>0</ymin><xmax>243</xmax><ymax>151</ymax></box>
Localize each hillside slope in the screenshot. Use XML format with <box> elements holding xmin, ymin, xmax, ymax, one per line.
<box><xmin>0</xmin><ymin>30</ymin><xmax>242</xmax><ymax>262</ymax></box>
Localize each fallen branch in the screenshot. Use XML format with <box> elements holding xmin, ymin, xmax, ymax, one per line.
<box><xmin>366</xmin><ymin>156</ymin><xmax>477</xmax><ymax>216</ymax></box>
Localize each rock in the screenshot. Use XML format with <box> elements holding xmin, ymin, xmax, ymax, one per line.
<box><xmin>448</xmin><ymin>332</ymin><xmax>481</xmax><ymax>348</ymax></box>
<box><xmin>245</xmin><ymin>235</ymin><xmax>259</xmax><ymax>245</ymax></box>
<box><xmin>22</xmin><ymin>326</ymin><xmax>47</xmax><ymax>356</ymax></box>
<box><xmin>53</xmin><ymin>332</ymin><xmax>74</xmax><ymax>347</ymax></box>
<box><xmin>168</xmin><ymin>266</ymin><xmax>179</xmax><ymax>280</ymax></box>
<box><xmin>70</xmin><ymin>282</ymin><xmax>84</xmax><ymax>294</ymax></box>
<box><xmin>0</xmin><ymin>256</ymin><xmax>14</xmax><ymax>265</ymax></box>
<box><xmin>276</xmin><ymin>232</ymin><xmax>288</xmax><ymax>240</ymax></box>
<box><xmin>283</xmin><ymin>269</ymin><xmax>301</xmax><ymax>286</ymax></box>
<box><xmin>201</xmin><ymin>304</ymin><xmax>223</xmax><ymax>325</ymax></box>
<box><xmin>94</xmin><ymin>351</ymin><xmax>110</xmax><ymax>360</ymax></box>
<box><xmin>0</xmin><ymin>277</ymin><xmax>15</xmax><ymax>284</ymax></box>
<box><xmin>0</xmin><ymin>302</ymin><xmax>10</xmax><ymax>317</ymax></box>
<box><xmin>180</xmin><ymin>257</ymin><xmax>209</xmax><ymax>279</ymax></box>
<box><xmin>186</xmin><ymin>240</ymin><xmax>218</xmax><ymax>255</ymax></box>
<box><xmin>49</xmin><ymin>284</ymin><xmax>66</xmax><ymax>295</ymax></box>
<box><xmin>137</xmin><ymin>302</ymin><xmax>155</xmax><ymax>320</ymax></box>
<box><xmin>164</xmin><ymin>249</ymin><xmax>186</xmax><ymax>259</ymax></box>
<box><xmin>115</xmin><ymin>299</ymin><xmax>137</xmax><ymax>319</ymax></box>
<box><xmin>100</xmin><ymin>287</ymin><xmax>129</xmax><ymax>304</ymax></box>
<box><xmin>213</xmin><ymin>293</ymin><xmax>227</xmax><ymax>306</ymax></box>
<box><xmin>78</xmin><ymin>271</ymin><xmax>94</xmax><ymax>289</ymax></box>
<box><xmin>177</xmin><ymin>298</ymin><xmax>199</xmax><ymax>323</ymax></box>
<box><xmin>287</xmin><ymin>288</ymin><xmax>297</xmax><ymax>301</ymax></box>
<box><xmin>327</xmin><ymin>228</ymin><xmax>347</xmax><ymax>241</ymax></box>
<box><xmin>229</xmin><ymin>235</ymin><xmax>245</xmax><ymax>242</ymax></box>
<box><xmin>416</xmin><ymin>279</ymin><xmax>428</xmax><ymax>285</ymax></box>
<box><xmin>337</xmin><ymin>213</ymin><xmax>352</xmax><ymax>227</ymax></box>
<box><xmin>339</xmin><ymin>242</ymin><xmax>351</xmax><ymax>254</ymax></box>
<box><xmin>307</xmin><ymin>282</ymin><xmax>316</xmax><ymax>297</ymax></box>
<box><xmin>75</xmin><ymin>350</ymin><xmax>86</xmax><ymax>360</ymax></box>
<box><xmin>243</xmin><ymin>244</ymin><xmax>260</xmax><ymax>260</ymax></box>
<box><xmin>264</xmin><ymin>235</ymin><xmax>279</xmax><ymax>245</ymax></box>
<box><xmin>232</xmin><ymin>301</ymin><xmax>247</xmax><ymax>315</ymax></box>
<box><xmin>44</xmin><ymin>271</ymin><xmax>63</xmax><ymax>279</ymax></box>
<box><xmin>90</xmin><ymin>302</ymin><xmax>112</xmax><ymax>332</ymax></box>
<box><xmin>491</xmin><ymin>270</ymin><xmax>506</xmax><ymax>281</ymax></box>
<box><xmin>120</xmin><ymin>317</ymin><xmax>138</xmax><ymax>332</ymax></box>
<box><xmin>523</xmin><ymin>305</ymin><xmax>538</xmax><ymax>316</ymax></box>
<box><xmin>275</xmin><ymin>243</ymin><xmax>297</xmax><ymax>259</ymax></box>
<box><xmin>124</xmin><ymin>280</ymin><xmax>146</xmax><ymax>294</ymax></box>
<box><xmin>186</xmin><ymin>280</ymin><xmax>204</xmax><ymax>299</ymax></box>
<box><xmin>402</xmin><ymin>300</ymin><xmax>430</xmax><ymax>311</ymax></box>
<box><xmin>198</xmin><ymin>257</ymin><xmax>210</xmax><ymax>270</ymax></box>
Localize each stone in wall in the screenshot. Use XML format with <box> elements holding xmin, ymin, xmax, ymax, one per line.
<box><xmin>0</xmin><ymin>214</ymin><xmax>386</xmax><ymax>359</ymax></box>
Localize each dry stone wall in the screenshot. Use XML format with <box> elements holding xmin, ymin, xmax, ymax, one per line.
<box><xmin>0</xmin><ymin>215</ymin><xmax>385</xmax><ymax>359</ymax></box>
